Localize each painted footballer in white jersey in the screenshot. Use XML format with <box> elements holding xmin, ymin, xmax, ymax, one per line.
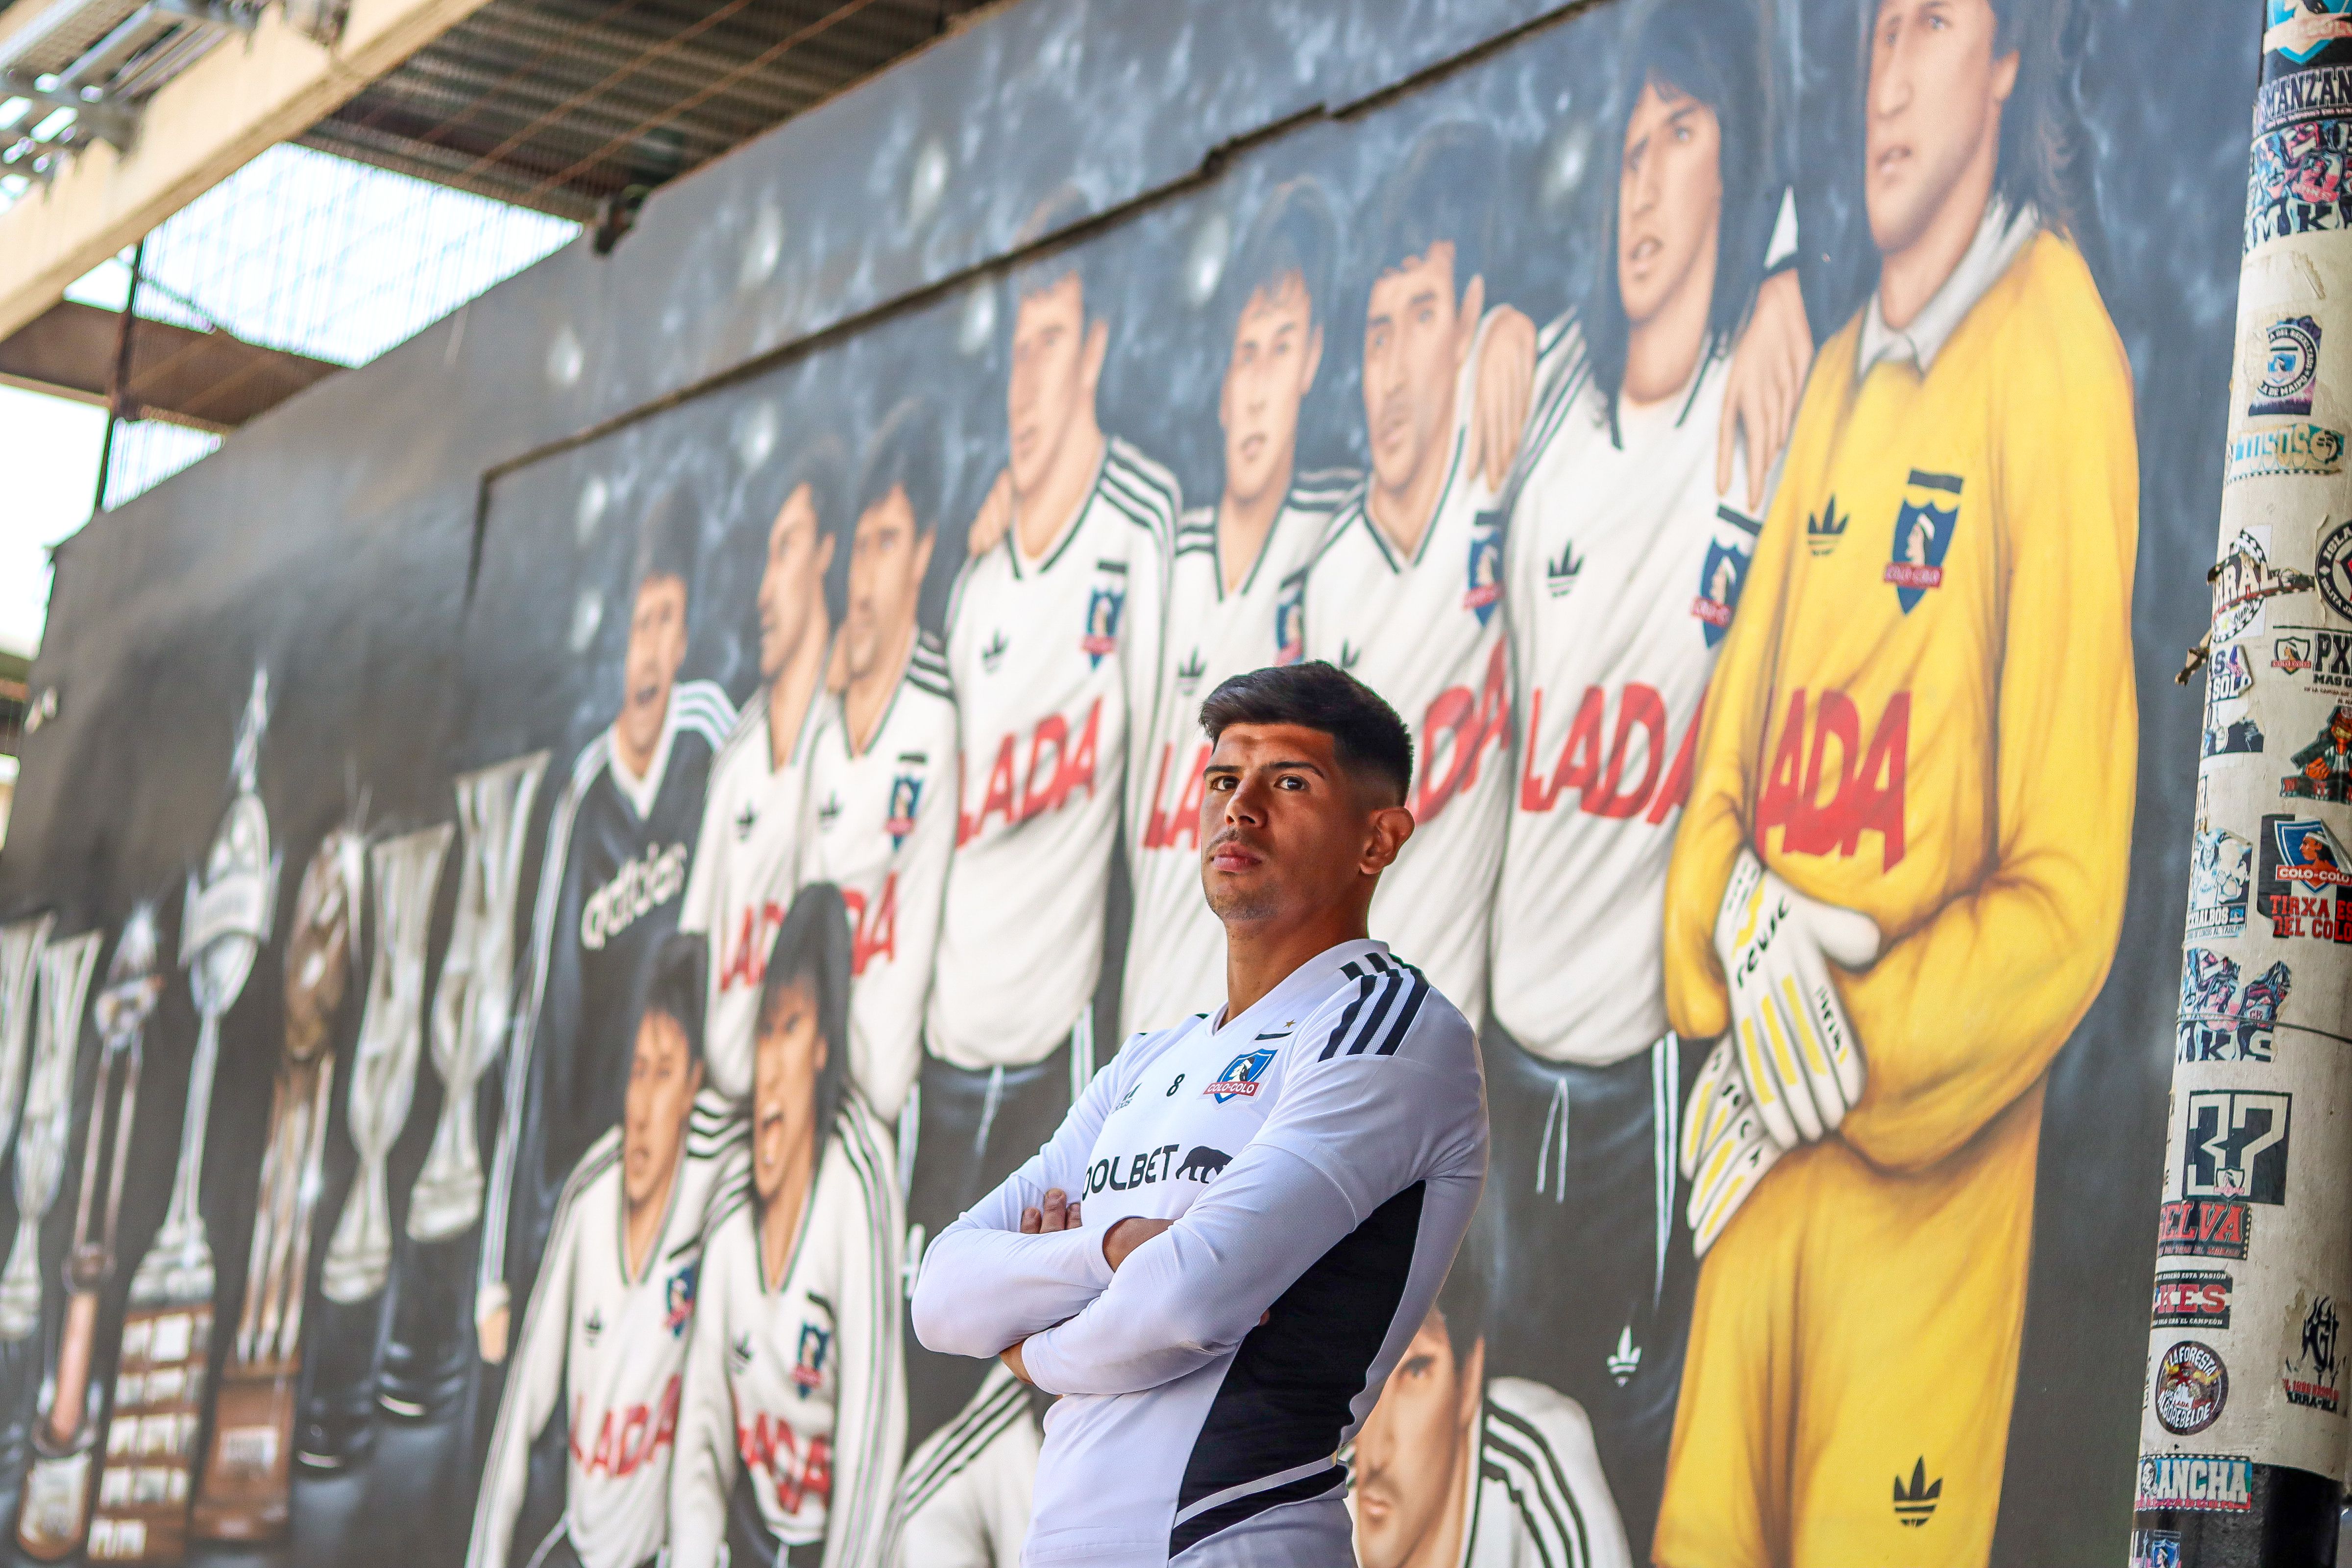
<box><xmin>798</xmin><ymin>634</ymin><xmax>956</xmax><ymax>1125</ymax></box>
<box><xmin>680</xmin><ymin>691</ymin><xmax>825</xmax><ymax>1105</ymax></box>
<box><xmin>928</xmin><ymin>437</ymin><xmax>1176</xmax><ymax>1070</ymax></box>
<box><xmin>1121</xmin><ymin>476</ymin><xmax>1354</xmax><ymax>1038</ymax></box>
<box><xmin>1282</xmin><ymin>321</ymin><xmax>1511</xmax><ymax>1016</ymax></box>
<box><xmin>1489</xmin><ymin>318</ymin><xmax>1764</xmax><ymax>1065</ymax></box>
<box><xmin>666</xmin><ymin>1096</ymin><xmax>903</xmax><ymax>1568</ymax></box>
<box><xmin>468</xmin><ymin>1127</ymin><xmax>738</xmax><ymax>1568</ymax></box>
<box><xmin>913</xmin><ymin>939</ymin><xmax>1486</xmax><ymax>1568</ymax></box>
<box><xmin>1461</xmin><ymin>1380</ymin><xmax>1633</xmax><ymax>1568</ymax></box>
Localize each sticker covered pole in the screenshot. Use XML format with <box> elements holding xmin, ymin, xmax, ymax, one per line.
<box><xmin>2131</xmin><ymin>9</ymin><xmax>2352</xmax><ymax>1562</ymax></box>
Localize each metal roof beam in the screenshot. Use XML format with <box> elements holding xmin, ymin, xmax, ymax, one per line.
<box><xmin>0</xmin><ymin>0</ymin><xmax>502</xmax><ymax>343</ymax></box>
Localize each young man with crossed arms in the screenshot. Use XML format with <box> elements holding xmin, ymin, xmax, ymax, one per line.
<box><xmin>914</xmin><ymin>661</ymin><xmax>1487</xmax><ymax>1567</ymax></box>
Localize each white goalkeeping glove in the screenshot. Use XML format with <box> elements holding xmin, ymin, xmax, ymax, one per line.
<box><xmin>1679</xmin><ymin>849</ymin><xmax>1882</xmax><ymax>1255</ymax></box>
<box><xmin>1712</xmin><ymin>847</ymin><xmax>1881</xmax><ymax>1147</ymax></box>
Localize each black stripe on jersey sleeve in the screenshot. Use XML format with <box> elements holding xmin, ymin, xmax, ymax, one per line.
<box><xmin>1319</xmin><ymin>975</ymin><xmax>1378</xmax><ymax>1060</ymax></box>
<box><xmin>1170</xmin><ymin>1181</ymin><xmax>1427</xmax><ymax>1557</ymax></box>
<box><xmin>896</xmin><ymin>1373</ymin><xmax>1027</xmax><ymax>1514</ymax></box>
<box><xmin>1343</xmin><ymin>973</ymin><xmax>1408</xmax><ymax>1058</ymax></box>
<box><xmin>1369</xmin><ymin>971</ymin><xmax>1431</xmax><ymax>1057</ymax></box>
<box><xmin>1103</xmin><ymin>441</ymin><xmax>1181</xmax><ymax>526</ymax></box>
<box><xmin>1484</xmin><ymin>1405</ymin><xmax>1595</xmax><ymax>1567</ymax></box>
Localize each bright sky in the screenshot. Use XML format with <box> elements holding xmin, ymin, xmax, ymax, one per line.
<box><xmin>0</xmin><ymin>144</ymin><xmax>576</xmax><ymax>661</ymax></box>
<box><xmin>0</xmin><ymin>386</ymin><xmax>104</xmax><ymax>658</ymax></box>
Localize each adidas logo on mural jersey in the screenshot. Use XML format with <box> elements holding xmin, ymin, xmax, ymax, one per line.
<box><xmin>1893</xmin><ymin>1457</ymin><xmax>1941</xmax><ymax>1527</ymax></box>
<box><xmin>1545</xmin><ymin>541</ymin><xmax>1584</xmax><ymax>597</ymax></box>
<box><xmin>1807</xmin><ymin>496</ymin><xmax>1848</xmax><ymax>556</ymax></box>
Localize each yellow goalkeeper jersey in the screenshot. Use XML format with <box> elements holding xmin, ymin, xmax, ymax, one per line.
<box><xmin>1655</xmin><ymin>225</ymin><xmax>2138</xmax><ymax>1567</ymax></box>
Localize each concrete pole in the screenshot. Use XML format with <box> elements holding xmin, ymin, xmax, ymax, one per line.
<box><xmin>2132</xmin><ymin>15</ymin><xmax>2352</xmax><ymax>1565</ymax></box>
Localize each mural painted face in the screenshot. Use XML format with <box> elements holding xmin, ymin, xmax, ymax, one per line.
<box><xmin>845</xmin><ymin>485</ymin><xmax>933</xmax><ymax>686</ymax></box>
<box><xmin>1220</xmin><ymin>271</ymin><xmax>1322</xmax><ymax>511</ymax></box>
<box><xmin>1007</xmin><ymin>271</ymin><xmax>1104</xmax><ymax>504</ymax></box>
<box><xmin>1617</xmin><ymin>78</ymin><xmax>1723</xmax><ymax>335</ymax></box>
<box><xmin>1362</xmin><ymin>242</ymin><xmax>1477</xmax><ymax>509</ymax></box>
<box><xmin>621</xmin><ymin>572</ymin><xmax>688</xmax><ymax>768</ymax></box>
<box><xmin>758</xmin><ymin>481</ymin><xmax>829</xmax><ymax>682</ymax></box>
<box><xmin>1353</xmin><ymin>1311</ymin><xmax>1481</xmax><ymax>1568</ymax></box>
<box><xmin>1865</xmin><ymin>0</ymin><xmax>2018</xmax><ymax>259</ymax></box>
<box><xmin>622</xmin><ymin>1007</ymin><xmax>700</xmax><ymax>1215</ymax></box>
<box><xmin>752</xmin><ymin>975</ymin><xmax>827</xmax><ymax>1207</ymax></box>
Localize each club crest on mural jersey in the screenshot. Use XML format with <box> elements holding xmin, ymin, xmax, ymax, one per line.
<box><xmin>886</xmin><ymin>762</ymin><xmax>923</xmax><ymax>848</ymax></box>
<box><xmin>792</xmin><ymin>1321</ymin><xmax>831</xmax><ymax>1397</ymax></box>
<box><xmin>1083</xmin><ymin>559</ymin><xmax>1127</xmax><ymax>665</ymax></box>
<box><xmin>1203</xmin><ymin>1048</ymin><xmax>1277</xmax><ymax>1103</ymax></box>
<box><xmin>1464</xmin><ymin>513</ymin><xmax>1503</xmax><ymax>624</ymax></box>
<box><xmin>1885</xmin><ymin>469</ymin><xmax>1962</xmax><ymax>612</ymax></box>
<box><xmin>1273</xmin><ymin>576</ymin><xmax>1305</xmax><ymax>665</ymax></box>
<box><xmin>1691</xmin><ymin>538</ymin><xmax>1750</xmax><ymax>646</ymax></box>
<box><xmin>664</xmin><ymin>1260</ymin><xmax>699</xmax><ymax>1337</ymax></box>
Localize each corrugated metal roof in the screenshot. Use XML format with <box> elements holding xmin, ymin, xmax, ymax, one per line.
<box><xmin>296</xmin><ymin>0</ymin><xmax>997</xmax><ymax>221</ymax></box>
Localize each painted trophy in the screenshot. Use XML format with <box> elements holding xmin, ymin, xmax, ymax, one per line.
<box><xmin>378</xmin><ymin>754</ymin><xmax>544</xmax><ymax>1419</ymax></box>
<box><xmin>91</xmin><ymin>669</ymin><xmax>279</xmax><ymax>1566</ymax></box>
<box><xmin>305</xmin><ymin>823</ymin><xmax>450</xmax><ymax>1453</ymax></box>
<box><xmin>0</xmin><ymin>916</ymin><xmax>57</xmax><ymax>1337</ymax></box>
<box><xmin>0</xmin><ymin>929</ymin><xmax>100</xmax><ymax>1340</ymax></box>
<box><xmin>187</xmin><ymin>831</ymin><xmax>364</xmax><ymax>1542</ymax></box>
<box><xmin>17</xmin><ymin>911</ymin><xmax>160</xmax><ymax>1564</ymax></box>
<box><xmin>0</xmin><ymin>914</ymin><xmax>58</xmax><ymax>1506</ymax></box>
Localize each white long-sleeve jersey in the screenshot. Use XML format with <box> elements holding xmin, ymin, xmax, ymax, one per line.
<box><xmin>680</xmin><ymin>689</ymin><xmax>826</xmax><ymax>1106</ymax></box>
<box><xmin>1488</xmin><ymin>318</ymin><xmax>1767</xmax><ymax>1065</ymax></box>
<box><xmin>928</xmin><ymin>437</ymin><xmax>1177</xmax><ymax>1069</ymax></box>
<box><xmin>469</xmin><ymin>1126</ymin><xmax>739</xmax><ymax>1568</ymax></box>
<box><xmin>1280</xmin><ymin>319</ymin><xmax>1511</xmax><ymax>1016</ymax></box>
<box><xmin>798</xmin><ymin>634</ymin><xmax>957</xmax><ymax>1123</ymax></box>
<box><xmin>911</xmin><ymin>938</ymin><xmax>1486</xmax><ymax>1568</ymax></box>
<box><xmin>1120</xmin><ymin>478</ymin><xmax>1355</xmax><ymax>1039</ymax></box>
<box><xmin>666</xmin><ymin>1095</ymin><xmax>904</xmax><ymax>1568</ymax></box>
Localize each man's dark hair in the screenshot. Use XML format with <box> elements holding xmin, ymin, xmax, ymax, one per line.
<box><xmin>856</xmin><ymin>395</ymin><xmax>944</xmax><ymax>537</ymax></box>
<box><xmin>1583</xmin><ymin>0</ymin><xmax>1773</xmax><ymax>429</ymax></box>
<box><xmin>1432</xmin><ymin>1248</ymin><xmax>1489</xmax><ymax>1368</ymax></box>
<box><xmin>1363</xmin><ymin>121</ymin><xmax>1499</xmax><ymax>315</ymax></box>
<box><xmin>1009</xmin><ymin>184</ymin><xmax>1098</xmax><ymax>324</ymax></box>
<box><xmin>635</xmin><ymin>480</ymin><xmax>700</xmax><ymax>596</ymax></box>
<box><xmin>757</xmin><ymin>881</ymin><xmax>855</xmax><ymax>1151</ymax></box>
<box><xmin>641</xmin><ymin>932</ymin><xmax>707</xmax><ymax>1070</ymax></box>
<box><xmin>1197</xmin><ymin>662</ymin><xmax>1415</xmax><ymax>807</ymax></box>
<box><xmin>1856</xmin><ymin>0</ymin><xmax>2086</xmax><ymax>239</ymax></box>
<box><xmin>773</xmin><ymin>431</ymin><xmax>850</xmax><ymax>541</ymax></box>
<box><xmin>1221</xmin><ymin>177</ymin><xmax>1340</xmax><ymax>349</ymax></box>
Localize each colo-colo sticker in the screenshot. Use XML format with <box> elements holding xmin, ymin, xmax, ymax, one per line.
<box><xmin>2178</xmin><ymin>947</ymin><xmax>2290</xmax><ymax>1062</ymax></box>
<box><xmin>2259</xmin><ymin>813</ymin><xmax>2352</xmax><ymax>945</ymax></box>
<box><xmin>2282</xmin><ymin>1290</ymin><xmax>2344</xmax><ymax>1415</ymax></box>
<box><xmin>2155</xmin><ymin>1340</ymin><xmax>2230</xmax><ymax>1436</ymax></box>
<box><xmin>2320</xmin><ymin>518</ymin><xmax>2352</xmax><ymax>620</ymax></box>
<box><xmin>2211</xmin><ymin>529</ymin><xmax>2311</xmax><ymax>643</ymax></box>
<box><xmin>2159</xmin><ymin>1198</ymin><xmax>2253</xmax><ymax>1260</ymax></box>
<box><xmin>2279</xmin><ymin>704</ymin><xmax>2352</xmax><ymax>801</ymax></box>
<box><xmin>2153</xmin><ymin>1270</ymin><xmax>2233</xmax><ymax>1330</ymax></box>
<box><xmin>2271</xmin><ymin>621</ymin><xmax>2352</xmax><ymax>691</ymax></box>
<box><xmin>2186</xmin><ymin>827</ymin><xmax>2252</xmax><ymax>940</ymax></box>
<box><xmin>2227</xmin><ymin>422</ymin><xmax>2345</xmax><ymax>483</ymax></box>
<box><xmin>2181</xmin><ymin>1090</ymin><xmax>2291</xmax><ymax>1205</ymax></box>
<box><xmin>2135</xmin><ymin>1453</ymin><xmax>2253</xmax><ymax>1513</ymax></box>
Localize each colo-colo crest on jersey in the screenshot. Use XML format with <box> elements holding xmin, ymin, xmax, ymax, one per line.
<box><xmin>1203</xmin><ymin>1048</ymin><xmax>1277</xmax><ymax>1103</ymax></box>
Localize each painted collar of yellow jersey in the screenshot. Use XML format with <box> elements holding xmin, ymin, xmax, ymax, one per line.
<box><xmin>1856</xmin><ymin>196</ymin><xmax>2040</xmax><ymax>379</ymax></box>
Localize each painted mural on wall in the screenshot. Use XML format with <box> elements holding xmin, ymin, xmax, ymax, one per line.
<box><xmin>0</xmin><ymin>0</ymin><xmax>2253</xmax><ymax>1562</ymax></box>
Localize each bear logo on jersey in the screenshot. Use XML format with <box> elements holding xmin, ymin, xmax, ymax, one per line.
<box><xmin>1464</xmin><ymin>514</ymin><xmax>1504</xmax><ymax>624</ymax></box>
<box><xmin>1274</xmin><ymin>576</ymin><xmax>1306</xmax><ymax>666</ymax></box>
<box><xmin>1083</xmin><ymin>559</ymin><xmax>1128</xmax><ymax>665</ymax></box>
<box><xmin>791</xmin><ymin>1320</ymin><xmax>831</xmax><ymax>1397</ymax></box>
<box><xmin>886</xmin><ymin>766</ymin><xmax>922</xmax><ymax>849</ymax></box>
<box><xmin>1691</xmin><ymin>538</ymin><xmax>1750</xmax><ymax>647</ymax></box>
<box><xmin>1204</xmin><ymin>1048</ymin><xmax>1277</xmax><ymax>1103</ymax></box>
<box><xmin>1885</xmin><ymin>469</ymin><xmax>1963</xmax><ymax>612</ymax></box>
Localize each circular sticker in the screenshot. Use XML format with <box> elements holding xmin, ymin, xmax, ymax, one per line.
<box><xmin>2155</xmin><ymin>1339</ymin><xmax>2230</xmax><ymax>1435</ymax></box>
<box><xmin>2318</xmin><ymin>517</ymin><xmax>2352</xmax><ymax>621</ymax></box>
